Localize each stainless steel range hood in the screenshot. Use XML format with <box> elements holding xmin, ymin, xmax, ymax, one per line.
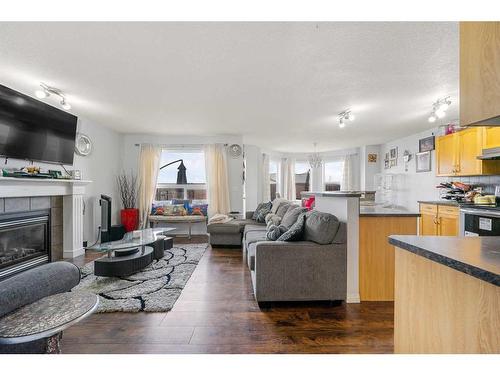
<box><xmin>477</xmin><ymin>147</ymin><xmax>500</xmax><ymax>160</ymax></box>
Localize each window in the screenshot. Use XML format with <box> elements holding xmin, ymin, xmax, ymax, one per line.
<box><xmin>269</xmin><ymin>160</ymin><xmax>279</xmax><ymax>200</ymax></box>
<box><xmin>156</xmin><ymin>149</ymin><xmax>207</xmax><ymax>202</ymax></box>
<box><xmin>294</xmin><ymin>161</ymin><xmax>311</xmax><ymax>200</ymax></box>
<box><xmin>323</xmin><ymin>159</ymin><xmax>344</xmax><ymax>191</ymax></box>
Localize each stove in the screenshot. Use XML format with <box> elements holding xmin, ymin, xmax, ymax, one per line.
<box><xmin>459</xmin><ymin>205</ymin><xmax>500</xmax><ymax>237</ymax></box>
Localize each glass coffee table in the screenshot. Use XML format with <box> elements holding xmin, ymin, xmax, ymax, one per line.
<box><xmin>87</xmin><ymin>228</ymin><xmax>175</xmax><ymax>277</ymax></box>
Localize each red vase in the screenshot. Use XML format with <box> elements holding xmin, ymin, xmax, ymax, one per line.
<box><xmin>120</xmin><ymin>208</ymin><xmax>139</xmax><ymax>232</ymax></box>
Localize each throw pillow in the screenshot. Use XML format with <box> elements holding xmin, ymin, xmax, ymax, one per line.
<box><xmin>172</xmin><ymin>199</ymin><xmax>191</xmax><ymax>212</ymax></box>
<box><xmin>275</xmin><ymin>203</ymin><xmax>291</xmax><ymax>218</ymax></box>
<box><xmin>281</xmin><ymin>206</ymin><xmax>307</xmax><ymax>228</ymax></box>
<box><xmin>163</xmin><ymin>204</ymin><xmax>187</xmax><ymax>216</ymax></box>
<box><xmin>265</xmin><ymin>213</ymin><xmax>281</xmax><ymax>226</ymax></box>
<box><xmin>270</xmin><ymin>198</ymin><xmax>287</xmax><ymax>214</ymax></box>
<box><xmin>277</xmin><ymin>213</ymin><xmax>306</xmax><ymax>241</ymax></box>
<box><xmin>252</xmin><ymin>202</ymin><xmax>272</xmax><ymax>221</ymax></box>
<box><xmin>190</xmin><ymin>203</ymin><xmax>208</xmax><ymax>216</ymax></box>
<box><xmin>303</xmin><ymin>210</ymin><xmax>340</xmax><ymax>245</ymax></box>
<box><xmin>255</xmin><ymin>207</ymin><xmax>271</xmax><ymax>223</ymax></box>
<box><xmin>266</xmin><ymin>224</ymin><xmax>288</xmax><ymax>241</ymax></box>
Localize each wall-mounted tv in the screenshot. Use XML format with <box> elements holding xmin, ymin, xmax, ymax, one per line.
<box><xmin>0</xmin><ymin>84</ymin><xmax>78</xmax><ymax>165</ymax></box>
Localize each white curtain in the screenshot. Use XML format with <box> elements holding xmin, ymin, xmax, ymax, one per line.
<box><xmin>281</xmin><ymin>157</ymin><xmax>296</xmax><ymax>200</ymax></box>
<box><xmin>204</xmin><ymin>144</ymin><xmax>231</xmax><ymax>217</ymax></box>
<box><xmin>138</xmin><ymin>144</ymin><xmax>162</xmax><ymax>229</ymax></box>
<box><xmin>341</xmin><ymin>154</ymin><xmax>356</xmax><ymax>191</ymax></box>
<box><xmin>261</xmin><ymin>153</ymin><xmax>270</xmax><ymax>202</ymax></box>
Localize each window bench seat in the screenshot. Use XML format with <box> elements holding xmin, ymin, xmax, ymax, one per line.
<box><xmin>149</xmin><ymin>215</ymin><xmax>207</xmax><ymax>239</ymax></box>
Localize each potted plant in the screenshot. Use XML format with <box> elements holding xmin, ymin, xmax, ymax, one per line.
<box><xmin>117</xmin><ymin>171</ymin><xmax>139</xmax><ymax>232</ymax></box>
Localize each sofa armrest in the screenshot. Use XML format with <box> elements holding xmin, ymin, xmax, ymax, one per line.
<box><xmin>245</xmin><ymin>211</ymin><xmax>255</xmax><ymax>219</ymax></box>
<box><xmin>253</xmin><ymin>241</ymin><xmax>347</xmax><ymax>301</ymax></box>
<box><xmin>0</xmin><ymin>261</ymin><xmax>81</xmax><ymax>318</ymax></box>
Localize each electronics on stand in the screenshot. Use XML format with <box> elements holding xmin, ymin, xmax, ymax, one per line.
<box><xmin>99</xmin><ymin>194</ymin><xmax>125</xmax><ymax>243</ymax></box>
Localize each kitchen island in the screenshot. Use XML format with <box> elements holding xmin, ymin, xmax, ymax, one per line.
<box><xmin>388</xmin><ymin>235</ymin><xmax>500</xmax><ymax>353</ymax></box>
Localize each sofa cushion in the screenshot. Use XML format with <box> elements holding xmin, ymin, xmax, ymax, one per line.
<box><xmin>245</xmin><ymin>230</ymin><xmax>268</xmax><ymax>246</ymax></box>
<box><xmin>277</xmin><ymin>212</ymin><xmax>306</xmax><ymax>242</ymax></box>
<box><xmin>266</xmin><ymin>224</ymin><xmax>288</xmax><ymax>241</ymax></box>
<box><xmin>281</xmin><ymin>206</ymin><xmax>307</xmax><ymax>228</ymax></box>
<box><xmin>304</xmin><ymin>210</ymin><xmax>340</xmax><ymax>245</ymax></box>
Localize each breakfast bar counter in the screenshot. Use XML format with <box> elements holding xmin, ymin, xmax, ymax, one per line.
<box><xmin>388</xmin><ymin>235</ymin><xmax>500</xmax><ymax>353</ymax></box>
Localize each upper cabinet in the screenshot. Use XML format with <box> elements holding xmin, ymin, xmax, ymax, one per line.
<box><xmin>482</xmin><ymin>127</ymin><xmax>500</xmax><ymax>149</ymax></box>
<box><xmin>460</xmin><ymin>22</ymin><xmax>500</xmax><ymax>126</ymax></box>
<box><xmin>436</xmin><ymin>128</ymin><xmax>500</xmax><ymax>176</ymax></box>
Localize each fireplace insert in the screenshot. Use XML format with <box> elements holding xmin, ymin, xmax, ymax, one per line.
<box><xmin>0</xmin><ymin>210</ymin><xmax>51</xmax><ymax>280</ymax></box>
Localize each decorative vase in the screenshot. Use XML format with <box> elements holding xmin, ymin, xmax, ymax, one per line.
<box><xmin>120</xmin><ymin>208</ymin><xmax>139</xmax><ymax>232</ymax></box>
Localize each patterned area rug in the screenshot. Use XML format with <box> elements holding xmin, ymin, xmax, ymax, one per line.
<box><xmin>74</xmin><ymin>243</ymin><xmax>208</xmax><ymax>313</ymax></box>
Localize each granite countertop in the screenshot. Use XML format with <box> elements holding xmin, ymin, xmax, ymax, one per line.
<box><xmin>302</xmin><ymin>191</ymin><xmax>362</xmax><ymax>197</ymax></box>
<box><xmin>388</xmin><ymin>235</ymin><xmax>500</xmax><ymax>286</ymax></box>
<box><xmin>418</xmin><ymin>200</ymin><xmax>459</xmax><ymax>206</ymax></box>
<box><xmin>360</xmin><ymin>206</ymin><xmax>420</xmax><ymax>217</ymax></box>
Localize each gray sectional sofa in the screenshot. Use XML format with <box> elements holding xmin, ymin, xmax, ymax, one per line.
<box><xmin>207</xmin><ymin>200</ymin><xmax>347</xmax><ymax>304</ymax></box>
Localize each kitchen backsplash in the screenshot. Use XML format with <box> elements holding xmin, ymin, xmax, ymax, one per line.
<box><xmin>447</xmin><ymin>175</ymin><xmax>500</xmax><ymax>195</ymax></box>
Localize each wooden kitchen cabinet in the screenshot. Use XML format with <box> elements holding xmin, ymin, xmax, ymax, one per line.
<box><xmin>436</xmin><ymin>133</ymin><xmax>457</xmax><ymax>176</ymax></box>
<box><xmin>419</xmin><ymin>204</ymin><xmax>438</xmax><ymax>235</ymax></box>
<box><xmin>419</xmin><ymin>203</ymin><xmax>459</xmax><ymax>236</ymax></box>
<box><xmin>436</xmin><ymin>128</ymin><xmax>500</xmax><ymax>176</ymax></box>
<box><xmin>460</xmin><ymin>22</ymin><xmax>500</xmax><ymax>126</ymax></box>
<box><xmin>482</xmin><ymin>127</ymin><xmax>500</xmax><ymax>149</ymax></box>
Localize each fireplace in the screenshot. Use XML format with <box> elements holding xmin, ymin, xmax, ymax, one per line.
<box><xmin>0</xmin><ymin>210</ymin><xmax>51</xmax><ymax>281</ymax></box>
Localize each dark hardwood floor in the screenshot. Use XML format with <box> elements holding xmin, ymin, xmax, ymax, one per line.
<box><xmin>63</xmin><ymin>235</ymin><xmax>394</xmax><ymax>354</ymax></box>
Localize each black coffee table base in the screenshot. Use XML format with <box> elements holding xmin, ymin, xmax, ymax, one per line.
<box><xmin>94</xmin><ymin>246</ymin><xmax>154</xmax><ymax>277</ymax></box>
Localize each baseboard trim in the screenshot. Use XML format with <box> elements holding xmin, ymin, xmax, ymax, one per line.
<box><xmin>346</xmin><ymin>293</ymin><xmax>361</xmax><ymax>303</ymax></box>
<box><xmin>63</xmin><ymin>247</ymin><xmax>85</xmax><ymax>259</ymax></box>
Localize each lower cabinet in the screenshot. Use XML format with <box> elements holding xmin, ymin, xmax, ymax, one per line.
<box><xmin>419</xmin><ymin>203</ymin><xmax>459</xmax><ymax>236</ymax></box>
<box><xmin>359</xmin><ymin>216</ymin><xmax>418</xmax><ymax>301</ymax></box>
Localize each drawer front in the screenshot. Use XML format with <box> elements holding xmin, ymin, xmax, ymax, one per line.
<box><xmin>420</xmin><ymin>204</ymin><xmax>437</xmax><ymax>214</ymax></box>
<box><xmin>438</xmin><ymin>205</ymin><xmax>460</xmax><ymax>217</ymax></box>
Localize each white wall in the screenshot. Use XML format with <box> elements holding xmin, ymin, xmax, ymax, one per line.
<box><xmin>243</xmin><ymin>144</ymin><xmax>262</xmax><ymax>211</ymax></box>
<box><xmin>379</xmin><ymin>128</ymin><xmax>442</xmax><ymax>211</ymax></box>
<box><xmin>359</xmin><ymin>145</ymin><xmax>381</xmax><ymax>191</ymax></box>
<box><xmin>74</xmin><ymin>118</ymin><xmax>123</xmax><ymax>243</ymax></box>
<box><xmin>1</xmin><ymin>117</ymin><xmax>123</xmax><ymax>244</ymax></box>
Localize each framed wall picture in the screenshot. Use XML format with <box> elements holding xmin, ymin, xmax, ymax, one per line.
<box><xmin>419</xmin><ymin>136</ymin><xmax>435</xmax><ymax>152</ymax></box>
<box><xmin>416</xmin><ymin>151</ymin><xmax>431</xmax><ymax>172</ymax></box>
<box><xmin>389</xmin><ymin>147</ymin><xmax>398</xmax><ymax>160</ymax></box>
<box><xmin>368</xmin><ymin>153</ymin><xmax>377</xmax><ymax>163</ymax></box>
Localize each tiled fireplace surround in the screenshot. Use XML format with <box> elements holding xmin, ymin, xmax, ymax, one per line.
<box><xmin>0</xmin><ymin>196</ymin><xmax>63</xmax><ymax>260</ymax></box>
<box><xmin>0</xmin><ymin>178</ymin><xmax>90</xmax><ymax>260</ymax></box>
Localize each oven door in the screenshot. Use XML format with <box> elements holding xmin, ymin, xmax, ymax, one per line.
<box><xmin>460</xmin><ymin>209</ymin><xmax>500</xmax><ymax>236</ymax></box>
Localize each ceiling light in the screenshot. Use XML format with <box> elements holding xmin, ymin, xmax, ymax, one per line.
<box><xmin>428</xmin><ymin>96</ymin><xmax>451</xmax><ymax>123</ymax></box>
<box><xmin>435</xmin><ymin>109</ymin><xmax>446</xmax><ymax>118</ymax></box>
<box><xmin>61</xmin><ymin>100</ymin><xmax>71</xmax><ymax>111</ymax></box>
<box><xmin>35</xmin><ymin>82</ymin><xmax>72</xmax><ymax>111</ymax></box>
<box><xmin>338</xmin><ymin>110</ymin><xmax>353</xmax><ymax>128</ymax></box>
<box><xmin>35</xmin><ymin>89</ymin><xmax>48</xmax><ymax>99</ymax></box>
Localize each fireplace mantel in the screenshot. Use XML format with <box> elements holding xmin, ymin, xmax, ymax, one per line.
<box><xmin>0</xmin><ymin>177</ymin><xmax>92</xmax><ymax>259</ymax></box>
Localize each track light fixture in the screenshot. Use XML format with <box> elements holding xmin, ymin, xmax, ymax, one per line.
<box><xmin>428</xmin><ymin>97</ymin><xmax>451</xmax><ymax>123</ymax></box>
<box><xmin>338</xmin><ymin>110</ymin><xmax>354</xmax><ymax>128</ymax></box>
<box><xmin>35</xmin><ymin>82</ymin><xmax>72</xmax><ymax>111</ymax></box>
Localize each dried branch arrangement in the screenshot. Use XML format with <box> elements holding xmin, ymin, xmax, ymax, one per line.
<box><xmin>116</xmin><ymin>171</ymin><xmax>138</xmax><ymax>209</ymax></box>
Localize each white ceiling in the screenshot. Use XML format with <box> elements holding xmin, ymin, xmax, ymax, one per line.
<box><xmin>0</xmin><ymin>22</ymin><xmax>459</xmax><ymax>152</ymax></box>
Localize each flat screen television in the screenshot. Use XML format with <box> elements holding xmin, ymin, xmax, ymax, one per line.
<box><xmin>0</xmin><ymin>84</ymin><xmax>78</xmax><ymax>165</ymax></box>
